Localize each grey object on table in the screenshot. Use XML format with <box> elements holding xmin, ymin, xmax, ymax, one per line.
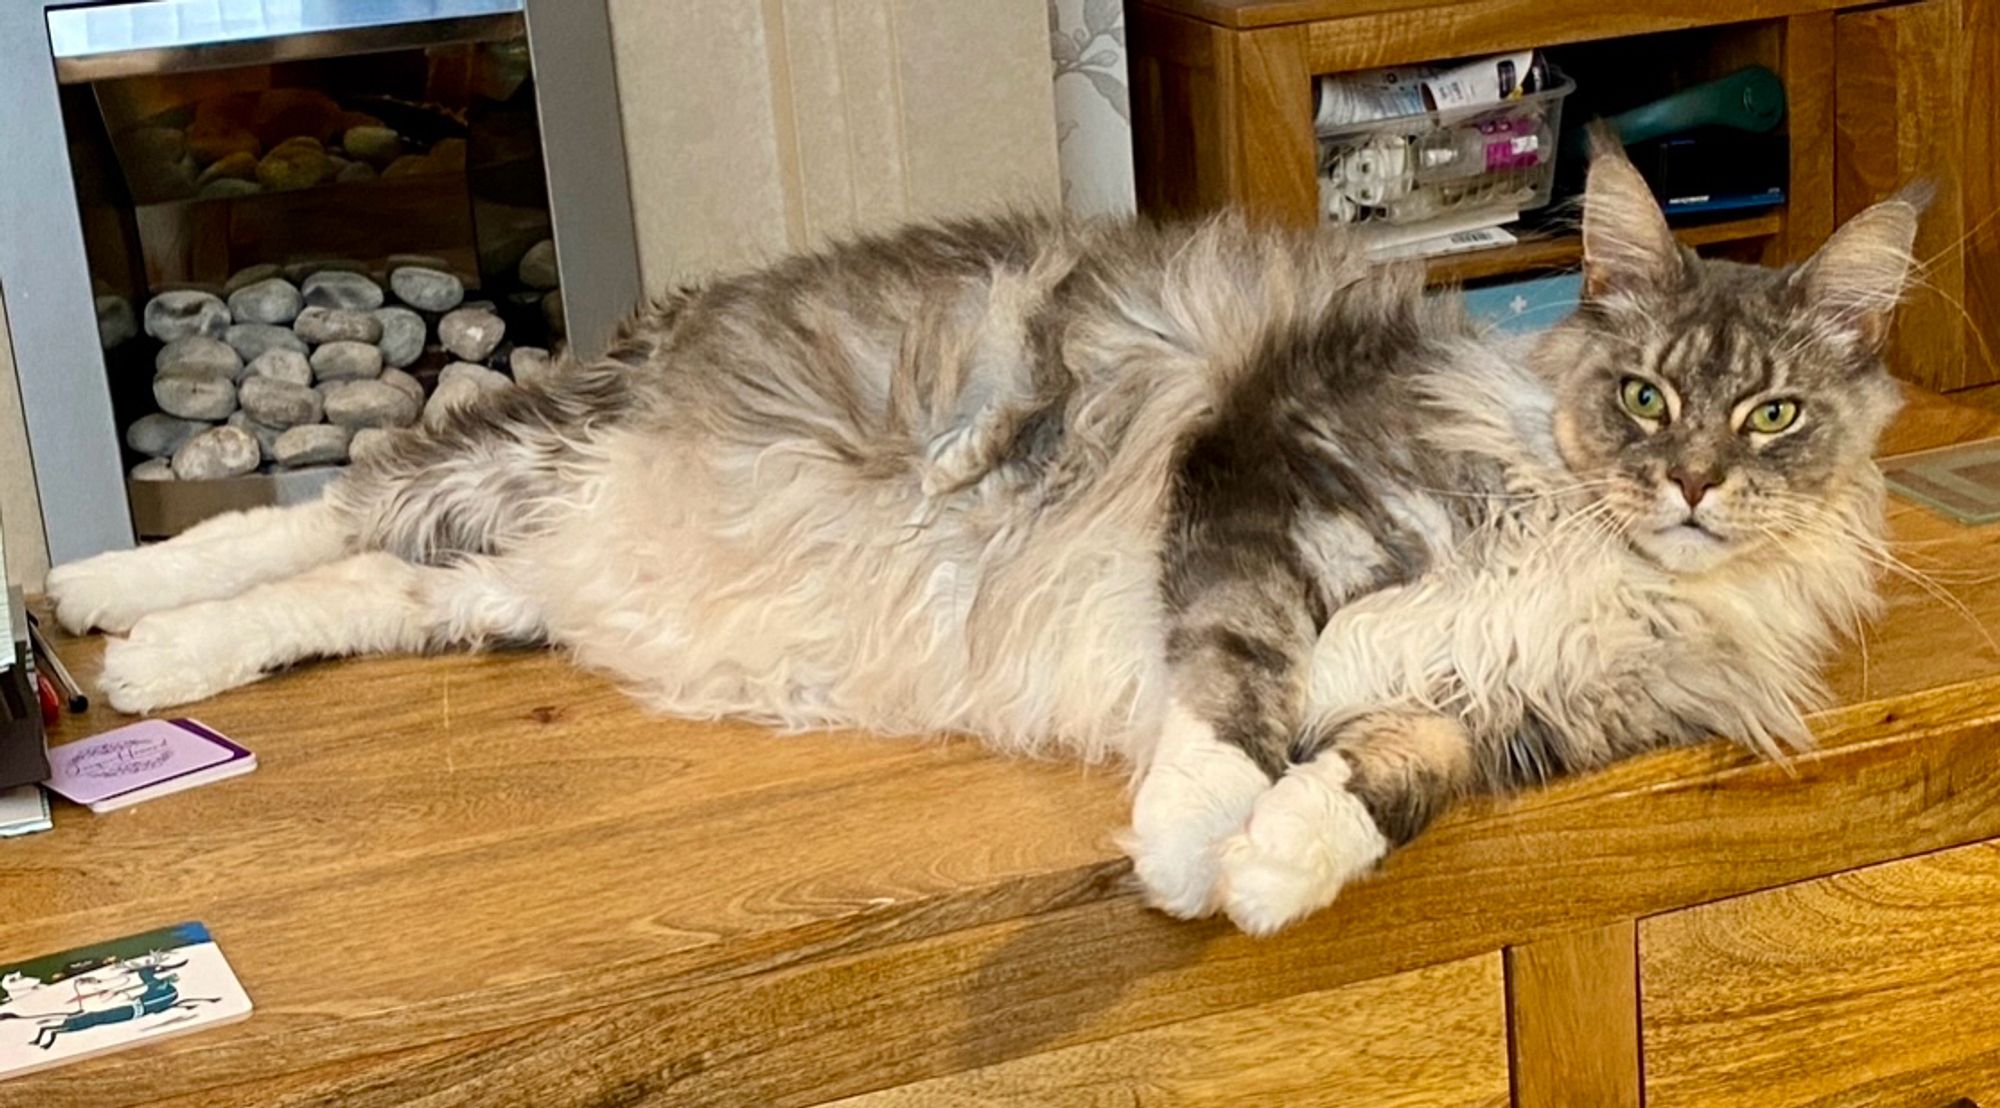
<box><xmin>0</xmin><ymin>582</ymin><xmax>51</xmax><ymax>791</ymax></box>
<box><xmin>1881</xmin><ymin>441</ymin><xmax>2000</xmax><ymax>526</ymax></box>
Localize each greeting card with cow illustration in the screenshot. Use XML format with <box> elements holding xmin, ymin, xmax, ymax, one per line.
<box><xmin>0</xmin><ymin>922</ymin><xmax>251</xmax><ymax>1080</ymax></box>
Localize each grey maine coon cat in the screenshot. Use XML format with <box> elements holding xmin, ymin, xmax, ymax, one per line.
<box><xmin>46</xmin><ymin>145</ymin><xmax>1923</xmax><ymax>934</ymax></box>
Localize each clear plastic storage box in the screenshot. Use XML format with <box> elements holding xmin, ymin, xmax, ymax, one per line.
<box><xmin>1317</xmin><ymin>75</ymin><xmax>1574</xmax><ymax>227</ymax></box>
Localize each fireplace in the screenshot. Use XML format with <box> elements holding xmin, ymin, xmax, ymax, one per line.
<box><xmin>1</xmin><ymin>0</ymin><xmax>638</xmax><ymax>562</ymax></box>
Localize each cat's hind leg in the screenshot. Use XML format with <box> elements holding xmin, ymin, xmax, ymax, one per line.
<box><xmin>1215</xmin><ymin>710</ymin><xmax>1469</xmax><ymax>935</ymax></box>
<box><xmin>45</xmin><ymin>500</ymin><xmax>354</xmax><ymax>634</ymax></box>
<box><xmin>97</xmin><ymin>553</ymin><xmax>542</xmax><ymax>713</ymax></box>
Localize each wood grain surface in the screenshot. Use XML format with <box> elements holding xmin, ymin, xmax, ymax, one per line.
<box><xmin>1425</xmin><ymin>214</ymin><xmax>1781</xmax><ymax>286</ymax></box>
<box><xmin>1139</xmin><ymin>0</ymin><xmax>1882</xmax><ymax>33</ymax></box>
<box><xmin>826</xmin><ymin>954</ymin><xmax>1509</xmax><ymax>1107</ymax></box>
<box><xmin>1835</xmin><ymin>0</ymin><xmax>1988</xmax><ymax>391</ymax></box>
<box><xmin>1508</xmin><ymin>922</ymin><xmax>1642</xmax><ymax>1108</ymax></box>
<box><xmin>1643</xmin><ymin>840</ymin><xmax>2000</xmax><ymax>1107</ymax></box>
<box><xmin>1299</xmin><ymin>0</ymin><xmax>1882</xmax><ymax>74</ymax></box>
<box><xmin>1228</xmin><ymin>26</ymin><xmax>1319</xmax><ymax>225</ymax></box>
<box><xmin>1128</xmin><ymin>10</ymin><xmax>1318</xmax><ymax>226</ymax></box>
<box><xmin>1776</xmin><ymin>12</ymin><xmax>1837</xmax><ymax>267</ymax></box>
<box><xmin>1130</xmin><ymin>7</ymin><xmax>1238</xmax><ymax>222</ymax></box>
<box><xmin>0</xmin><ymin>385</ymin><xmax>1995</xmax><ymax>1103</ymax></box>
<box><xmin>1965</xmin><ymin>0</ymin><xmax>2000</xmax><ymax>395</ymax></box>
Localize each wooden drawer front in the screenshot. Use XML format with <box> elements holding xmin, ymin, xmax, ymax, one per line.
<box><xmin>826</xmin><ymin>953</ymin><xmax>1508</xmax><ymax>1107</ymax></box>
<box><xmin>1642</xmin><ymin>840</ymin><xmax>2000</xmax><ymax>1107</ymax></box>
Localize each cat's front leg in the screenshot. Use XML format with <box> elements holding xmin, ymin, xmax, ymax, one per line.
<box><xmin>45</xmin><ymin>500</ymin><xmax>351</xmax><ymax>634</ymax></box>
<box><xmin>1129</xmin><ymin>404</ymin><xmax>1331</xmax><ymax>921</ymax></box>
<box><xmin>1127</xmin><ymin>583</ymin><xmax>1316</xmax><ymax>919</ymax></box>
<box><xmin>98</xmin><ymin>552</ymin><xmax>541</xmax><ymax>713</ymax></box>
<box><xmin>1126</xmin><ymin>697</ymin><xmax>1275</xmax><ymax>918</ymax></box>
<box><xmin>1216</xmin><ymin>711</ymin><xmax>1469</xmax><ymax>934</ymax></box>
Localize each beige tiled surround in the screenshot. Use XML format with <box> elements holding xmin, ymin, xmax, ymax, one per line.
<box><xmin>0</xmin><ymin>2</ymin><xmax>1062</xmax><ymax>584</ymax></box>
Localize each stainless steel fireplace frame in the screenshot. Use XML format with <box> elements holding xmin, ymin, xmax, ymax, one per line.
<box><xmin>1</xmin><ymin>0</ymin><xmax>641</xmax><ymax>566</ymax></box>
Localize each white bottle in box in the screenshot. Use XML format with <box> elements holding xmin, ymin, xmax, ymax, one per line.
<box><xmin>1413</xmin><ymin>116</ymin><xmax>1551</xmax><ymax>183</ymax></box>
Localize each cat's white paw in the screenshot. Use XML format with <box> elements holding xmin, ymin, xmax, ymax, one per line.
<box><xmin>1125</xmin><ymin>731</ymin><xmax>1271</xmax><ymax>919</ymax></box>
<box><xmin>1124</xmin><ymin>824</ymin><xmax>1226</xmax><ymax>919</ymax></box>
<box><xmin>1215</xmin><ymin>761</ymin><xmax>1388</xmax><ymax>936</ymax></box>
<box><xmin>45</xmin><ymin>552</ymin><xmax>162</xmax><ymax>635</ymax></box>
<box><xmin>99</xmin><ymin>606</ymin><xmax>266</xmax><ymax>713</ymax></box>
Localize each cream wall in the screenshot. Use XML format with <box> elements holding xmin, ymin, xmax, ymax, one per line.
<box><xmin>0</xmin><ymin>290</ymin><xmax>50</xmax><ymax>593</ymax></box>
<box><xmin>607</xmin><ymin>0</ymin><xmax>1063</xmax><ymax>287</ymax></box>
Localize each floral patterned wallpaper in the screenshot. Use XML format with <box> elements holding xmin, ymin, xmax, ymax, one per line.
<box><xmin>1048</xmin><ymin>0</ymin><xmax>1135</xmax><ymax>216</ymax></box>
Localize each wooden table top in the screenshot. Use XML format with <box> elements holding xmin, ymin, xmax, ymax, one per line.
<box><xmin>1139</xmin><ymin>0</ymin><xmax>1891</xmax><ymax>30</ymax></box>
<box><xmin>4</xmin><ymin>385</ymin><xmax>1998</xmax><ymax>1105</ymax></box>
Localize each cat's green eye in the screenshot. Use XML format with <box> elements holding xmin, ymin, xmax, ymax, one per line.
<box><xmin>1747</xmin><ymin>399</ymin><xmax>1801</xmax><ymax>434</ymax></box>
<box><xmin>1620</xmin><ymin>377</ymin><xmax>1667</xmax><ymax>421</ymax></box>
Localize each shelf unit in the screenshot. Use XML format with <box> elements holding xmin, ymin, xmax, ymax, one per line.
<box><xmin>1128</xmin><ymin>0</ymin><xmax>1998</xmax><ymax>391</ymax></box>
<box><xmin>1424</xmin><ymin>212</ymin><xmax>1784</xmax><ymax>285</ymax></box>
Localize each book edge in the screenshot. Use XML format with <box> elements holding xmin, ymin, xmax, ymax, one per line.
<box><xmin>85</xmin><ymin>757</ymin><xmax>257</xmax><ymax>814</ymax></box>
<box><xmin>0</xmin><ymin>1003</ymin><xmax>252</xmax><ymax>1083</ymax></box>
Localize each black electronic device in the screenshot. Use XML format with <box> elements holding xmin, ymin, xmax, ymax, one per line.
<box><xmin>1628</xmin><ymin>126</ymin><xmax>1788</xmax><ymax>217</ymax></box>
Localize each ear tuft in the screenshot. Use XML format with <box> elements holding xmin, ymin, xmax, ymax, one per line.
<box><xmin>1580</xmin><ymin>124</ymin><xmax>1682</xmax><ymax>300</ymax></box>
<box><xmin>1792</xmin><ymin>185</ymin><xmax>1928</xmax><ymax>352</ymax></box>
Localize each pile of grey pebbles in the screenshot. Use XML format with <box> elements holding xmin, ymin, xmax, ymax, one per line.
<box><xmin>124</xmin><ymin>246</ymin><xmax>561</xmax><ymax>482</ymax></box>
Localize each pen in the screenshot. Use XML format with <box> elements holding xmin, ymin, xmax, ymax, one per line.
<box><xmin>25</xmin><ymin>614</ymin><xmax>88</xmax><ymax>714</ymax></box>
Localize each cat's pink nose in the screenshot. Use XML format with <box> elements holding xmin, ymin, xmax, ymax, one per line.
<box><xmin>1669</xmin><ymin>467</ymin><xmax>1719</xmax><ymax>509</ymax></box>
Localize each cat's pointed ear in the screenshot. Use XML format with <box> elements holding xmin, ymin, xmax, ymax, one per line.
<box><xmin>1580</xmin><ymin>126</ymin><xmax>1682</xmax><ymax>300</ymax></box>
<box><xmin>1790</xmin><ymin>184</ymin><xmax>1930</xmax><ymax>352</ymax></box>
